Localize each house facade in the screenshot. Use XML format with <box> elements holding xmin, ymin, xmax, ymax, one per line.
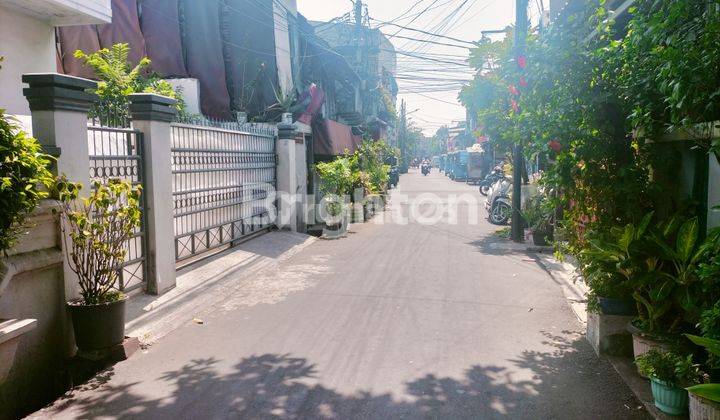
<box><xmin>310</xmin><ymin>21</ymin><xmax>398</xmax><ymax>141</ymax></box>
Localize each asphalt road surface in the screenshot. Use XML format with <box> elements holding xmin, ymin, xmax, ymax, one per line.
<box><xmin>32</xmin><ymin>169</ymin><xmax>648</xmax><ymax>419</ymax></box>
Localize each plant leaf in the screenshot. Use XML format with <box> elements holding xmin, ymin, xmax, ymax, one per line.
<box><xmin>636</xmin><ymin>211</ymin><xmax>654</xmax><ymax>239</ymax></box>
<box><xmin>676</xmin><ymin>218</ymin><xmax>698</xmax><ymax>263</ymax></box>
<box><xmin>686</xmin><ymin>334</ymin><xmax>720</xmax><ymax>357</ymax></box>
<box><xmin>686</xmin><ymin>384</ymin><xmax>720</xmax><ymax>403</ymax></box>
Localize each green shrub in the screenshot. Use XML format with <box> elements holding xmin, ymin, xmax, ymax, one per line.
<box><xmin>75</xmin><ymin>43</ymin><xmax>183</xmax><ymax>126</ymax></box>
<box><xmin>521</xmin><ymin>194</ymin><xmax>553</xmax><ymax>232</ymax></box>
<box><xmin>315</xmin><ymin>156</ymin><xmax>357</xmax><ymax>197</ymax></box>
<box><xmin>353</xmin><ymin>140</ymin><xmax>394</xmax><ymax>195</ymax></box>
<box><xmin>635</xmin><ymin>349</ymin><xmax>701</xmax><ymax>387</ymax></box>
<box><xmin>55</xmin><ymin>178</ymin><xmax>142</xmax><ymax>304</ymax></box>
<box><xmin>0</xmin><ymin>110</ymin><xmax>54</xmax><ymax>252</ymax></box>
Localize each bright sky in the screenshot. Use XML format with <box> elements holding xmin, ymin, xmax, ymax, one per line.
<box><xmin>298</xmin><ymin>0</ymin><xmax>542</xmax><ymax>135</ymax></box>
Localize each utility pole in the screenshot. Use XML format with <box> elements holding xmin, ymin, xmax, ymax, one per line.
<box><xmin>353</xmin><ymin>0</ymin><xmax>364</xmax><ymax>114</ymax></box>
<box><xmin>511</xmin><ymin>0</ymin><xmax>529</xmax><ymax>243</ymax></box>
<box><xmin>399</xmin><ymin>100</ymin><xmax>407</xmax><ymax>171</ymax></box>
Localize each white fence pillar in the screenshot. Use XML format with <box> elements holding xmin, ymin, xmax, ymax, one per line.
<box><xmin>128</xmin><ymin>93</ymin><xmax>177</xmax><ymax>295</ymax></box>
<box><xmin>22</xmin><ymin>73</ymin><xmax>95</xmax><ymax>302</ymax></box>
<box><xmin>294</xmin><ymin>129</ymin><xmax>308</xmax><ymax>233</ymax></box>
<box><xmin>276</xmin><ymin>123</ymin><xmax>299</xmax><ymax>231</ymax></box>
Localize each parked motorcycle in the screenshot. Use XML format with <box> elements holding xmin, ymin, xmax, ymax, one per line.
<box><xmin>421</xmin><ymin>163</ymin><xmax>431</xmax><ymax>176</ymax></box>
<box><xmin>485</xmin><ymin>177</ymin><xmax>512</xmax><ymax>225</ymax></box>
<box><xmin>478</xmin><ymin>167</ymin><xmax>504</xmax><ymax>196</ymax></box>
<box><xmin>389</xmin><ymin>166</ymin><xmax>399</xmax><ymax>188</ymax></box>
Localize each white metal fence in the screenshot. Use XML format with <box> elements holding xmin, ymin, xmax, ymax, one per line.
<box><xmin>170</xmin><ymin>121</ymin><xmax>276</xmax><ymax>262</ymax></box>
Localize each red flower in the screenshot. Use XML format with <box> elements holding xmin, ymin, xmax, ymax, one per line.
<box><xmin>548</xmin><ymin>139</ymin><xmax>562</xmax><ymax>152</ymax></box>
<box><xmin>519</xmin><ymin>76</ymin><xmax>528</xmax><ymax>88</ymax></box>
<box><xmin>511</xmin><ymin>99</ymin><xmax>520</xmax><ymax>113</ymax></box>
<box><xmin>508</xmin><ymin>85</ymin><xmax>519</xmax><ymax>96</ymax></box>
<box><xmin>517</xmin><ymin>55</ymin><xmax>527</xmax><ymax>69</ymax></box>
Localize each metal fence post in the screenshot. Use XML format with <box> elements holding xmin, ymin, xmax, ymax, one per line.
<box><xmin>128</xmin><ymin>93</ymin><xmax>177</xmax><ymax>295</ymax></box>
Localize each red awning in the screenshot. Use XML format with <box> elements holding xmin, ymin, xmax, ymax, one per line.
<box><xmin>313</xmin><ymin>119</ymin><xmax>362</xmax><ymax>157</ymax></box>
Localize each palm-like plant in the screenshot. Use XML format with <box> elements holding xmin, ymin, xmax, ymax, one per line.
<box><xmin>75</xmin><ymin>43</ymin><xmax>150</xmax><ymax>126</ymax></box>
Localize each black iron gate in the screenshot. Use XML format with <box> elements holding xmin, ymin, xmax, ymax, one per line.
<box><xmin>87</xmin><ymin>122</ymin><xmax>148</xmax><ymax>292</ymax></box>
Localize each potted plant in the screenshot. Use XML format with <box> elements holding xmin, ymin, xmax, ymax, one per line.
<box><xmin>520</xmin><ymin>195</ymin><xmax>554</xmax><ymax>246</ymax></box>
<box><xmin>628</xmin><ymin>215</ymin><xmax>718</xmax><ymax>357</ymax></box>
<box><xmin>363</xmin><ymin>194</ymin><xmax>383</xmax><ymax>220</ymax></box>
<box><xmin>579</xmin><ymin>214</ymin><xmax>653</xmax><ymax>317</ymax></box>
<box><xmin>685</xmin><ymin>334</ymin><xmax>720</xmax><ymax>420</ymax></box>
<box><xmin>636</xmin><ymin>349</ymin><xmax>702</xmax><ymax>415</ymax></box>
<box><xmin>55</xmin><ymin>178</ymin><xmax>142</xmax><ymax>352</ymax></box>
<box><xmin>316</xmin><ymin>157</ymin><xmax>356</xmax><ymax>238</ymax></box>
<box><xmin>268</xmin><ymin>78</ymin><xmax>296</xmax><ymax>123</ymax></box>
<box><xmin>320</xmin><ymin>194</ymin><xmax>348</xmax><ymax>238</ymax></box>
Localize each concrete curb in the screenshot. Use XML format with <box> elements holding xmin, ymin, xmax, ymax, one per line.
<box><xmin>125</xmin><ymin>231</ymin><xmax>317</xmax><ymax>345</ymax></box>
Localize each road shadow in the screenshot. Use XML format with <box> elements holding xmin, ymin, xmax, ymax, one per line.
<box><xmin>468</xmin><ymin>234</ymin><xmax>528</xmax><ymax>256</ymax></box>
<box><xmin>36</xmin><ymin>332</ymin><xmax>648</xmax><ymax>419</ymax></box>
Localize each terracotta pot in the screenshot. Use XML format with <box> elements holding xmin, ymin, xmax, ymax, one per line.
<box><xmin>627</xmin><ymin>322</ymin><xmax>672</xmax><ymax>358</ymax></box>
<box><xmin>690</xmin><ymin>392</ymin><xmax>720</xmax><ymax>420</ymax></box>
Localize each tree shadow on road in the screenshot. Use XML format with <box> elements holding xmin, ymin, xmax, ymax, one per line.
<box><xmin>39</xmin><ymin>331</ymin><xmax>648</xmax><ymax>419</ymax></box>
<box><xmin>466</xmin><ymin>234</ymin><xmax>535</xmax><ymax>257</ymax></box>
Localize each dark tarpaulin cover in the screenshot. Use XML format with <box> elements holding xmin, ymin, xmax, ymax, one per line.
<box><xmin>57</xmin><ymin>25</ymin><xmax>101</xmax><ymax>79</ymax></box>
<box><xmin>181</xmin><ymin>0</ymin><xmax>232</xmax><ymax>119</ymax></box>
<box><xmin>221</xmin><ymin>0</ymin><xmax>279</xmax><ymax>119</ymax></box>
<box><xmin>313</xmin><ymin>119</ymin><xmax>362</xmax><ymax>157</ymax></box>
<box><xmin>97</xmin><ymin>0</ymin><xmax>146</xmax><ymax>65</ymax></box>
<box><xmin>138</xmin><ymin>0</ymin><xmax>187</xmax><ymax>77</ymax></box>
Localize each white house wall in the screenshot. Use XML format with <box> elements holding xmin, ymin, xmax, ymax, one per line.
<box><xmin>0</xmin><ymin>0</ymin><xmax>111</xmax><ymax>25</ymax></box>
<box><xmin>0</xmin><ymin>5</ymin><xmax>56</xmax><ymax>116</ymax></box>
<box><xmin>0</xmin><ymin>0</ymin><xmax>111</xmax><ymax>116</ymax></box>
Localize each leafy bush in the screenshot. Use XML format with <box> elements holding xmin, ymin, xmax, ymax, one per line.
<box><xmin>700</xmin><ymin>302</ymin><xmax>720</xmax><ymax>340</ymax></box>
<box><xmin>687</xmin><ymin>334</ymin><xmax>720</xmax><ymax>394</ymax></box>
<box><xmin>580</xmin><ymin>211</ymin><xmax>718</xmax><ymax>334</ymax></box>
<box><xmin>55</xmin><ymin>178</ymin><xmax>142</xmax><ymax>304</ymax></box>
<box><xmin>636</xmin><ymin>349</ymin><xmax>701</xmax><ymax>388</ymax></box>
<box><xmin>315</xmin><ymin>156</ymin><xmax>357</xmax><ymax>198</ymax></box>
<box><xmin>697</xmin><ymin>303</ymin><xmax>720</xmax><ymax>369</ymax></box>
<box><xmin>521</xmin><ymin>194</ymin><xmax>553</xmax><ymax>232</ymax></box>
<box><xmin>0</xmin><ymin>110</ymin><xmax>54</xmax><ymax>252</ymax></box>
<box><xmin>610</xmin><ymin>1</ymin><xmax>720</xmax><ymax>140</ymax></box>
<box><xmin>75</xmin><ymin>43</ymin><xmax>183</xmax><ymax>126</ymax></box>
<box><xmin>353</xmin><ymin>140</ymin><xmax>394</xmax><ymax>195</ymax></box>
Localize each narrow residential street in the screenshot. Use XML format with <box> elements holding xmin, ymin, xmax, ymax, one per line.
<box><xmin>33</xmin><ymin>170</ymin><xmax>646</xmax><ymax>419</ymax></box>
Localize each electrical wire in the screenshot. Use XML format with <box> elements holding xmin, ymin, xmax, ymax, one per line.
<box><xmin>370</xmin><ymin>18</ymin><xmax>478</xmax><ymax>46</ymax></box>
